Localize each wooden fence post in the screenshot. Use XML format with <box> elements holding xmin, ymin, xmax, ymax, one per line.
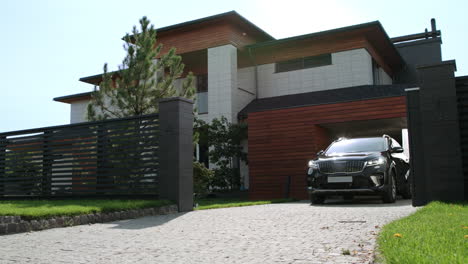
<box><xmin>0</xmin><ymin>136</ymin><xmax>6</xmax><ymax>196</ymax></box>
<box><xmin>96</xmin><ymin>124</ymin><xmax>106</xmax><ymax>194</ymax></box>
<box><xmin>42</xmin><ymin>131</ymin><xmax>52</xmax><ymax>196</ymax></box>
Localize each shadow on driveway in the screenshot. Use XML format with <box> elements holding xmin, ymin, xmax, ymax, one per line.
<box><xmin>309</xmin><ymin>197</ymin><xmax>413</xmax><ymax>208</ymax></box>
<box><xmin>109</xmin><ymin>211</ymin><xmax>188</xmax><ymax>230</ymax></box>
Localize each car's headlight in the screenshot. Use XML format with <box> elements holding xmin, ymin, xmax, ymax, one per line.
<box><xmin>308</xmin><ymin>160</ymin><xmax>319</xmax><ymax>169</ymax></box>
<box><xmin>366</xmin><ymin>157</ymin><xmax>385</xmax><ymax>167</ymax></box>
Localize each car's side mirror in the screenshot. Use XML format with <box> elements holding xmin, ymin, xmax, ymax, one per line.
<box><xmin>317</xmin><ymin>150</ymin><xmax>324</xmax><ymax>156</ymax></box>
<box><xmin>391</xmin><ymin>147</ymin><xmax>404</xmax><ymax>153</ymax></box>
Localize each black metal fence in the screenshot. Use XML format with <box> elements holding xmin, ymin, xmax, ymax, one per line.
<box><xmin>0</xmin><ymin>114</ymin><xmax>159</xmax><ymax>197</ymax></box>
<box><xmin>456</xmin><ymin>76</ymin><xmax>468</xmax><ymax>200</ymax></box>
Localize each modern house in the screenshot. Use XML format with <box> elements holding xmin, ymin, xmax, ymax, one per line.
<box><xmin>54</xmin><ymin>11</ymin><xmax>449</xmax><ymax>200</ymax></box>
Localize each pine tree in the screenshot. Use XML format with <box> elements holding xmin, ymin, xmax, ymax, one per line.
<box><xmin>87</xmin><ymin>16</ymin><xmax>195</xmax><ymax>121</ymax></box>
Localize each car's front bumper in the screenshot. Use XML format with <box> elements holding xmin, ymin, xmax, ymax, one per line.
<box><xmin>306</xmin><ymin>164</ymin><xmax>388</xmax><ymax>196</ymax></box>
<box><xmin>307</xmin><ymin>186</ymin><xmax>385</xmax><ymax>195</ymax></box>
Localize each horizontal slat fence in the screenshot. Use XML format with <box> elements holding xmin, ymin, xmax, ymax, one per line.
<box><xmin>456</xmin><ymin>77</ymin><xmax>468</xmax><ymax>200</ymax></box>
<box><xmin>0</xmin><ymin>114</ymin><xmax>159</xmax><ymax>198</ymax></box>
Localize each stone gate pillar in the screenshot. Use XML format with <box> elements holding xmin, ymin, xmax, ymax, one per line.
<box><xmin>158</xmin><ymin>97</ymin><xmax>194</xmax><ymax>212</ymax></box>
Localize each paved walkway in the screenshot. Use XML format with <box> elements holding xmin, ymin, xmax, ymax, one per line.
<box><xmin>0</xmin><ymin>199</ymin><xmax>417</xmax><ymax>264</ymax></box>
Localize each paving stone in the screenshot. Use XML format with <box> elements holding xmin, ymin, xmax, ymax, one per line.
<box><xmin>7</xmin><ymin>223</ymin><xmax>17</xmax><ymax>233</ymax></box>
<box><xmin>0</xmin><ymin>200</ymin><xmax>417</xmax><ymax>264</ymax></box>
<box><xmin>0</xmin><ymin>224</ymin><xmax>7</xmax><ymax>235</ymax></box>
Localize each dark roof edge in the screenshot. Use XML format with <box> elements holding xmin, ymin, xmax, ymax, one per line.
<box><xmin>238</xmin><ymin>84</ymin><xmax>414</xmax><ymax>118</ymax></box>
<box><xmin>79</xmin><ymin>70</ymin><xmax>120</xmax><ymax>84</ymax></box>
<box><xmin>157</xmin><ymin>10</ymin><xmax>274</xmax><ymax>40</ymax></box>
<box><xmin>395</xmin><ymin>37</ymin><xmax>441</xmax><ymax>48</ymax></box>
<box><xmin>456</xmin><ymin>75</ymin><xmax>468</xmax><ymax>81</ymax></box>
<box><xmin>79</xmin><ymin>73</ymin><xmax>102</xmax><ymax>82</ymax></box>
<box><xmin>53</xmin><ymin>91</ymin><xmax>93</xmax><ymax>103</ymax></box>
<box><xmin>239</xmin><ymin>94</ymin><xmax>408</xmax><ymax>118</ymax></box>
<box><xmin>373</xmin><ymin>22</ymin><xmax>406</xmax><ymax>66</ymax></box>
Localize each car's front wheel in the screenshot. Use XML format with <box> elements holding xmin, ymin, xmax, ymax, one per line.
<box><xmin>382</xmin><ymin>171</ymin><xmax>397</xmax><ymax>203</ymax></box>
<box><xmin>401</xmin><ymin>170</ymin><xmax>412</xmax><ymax>199</ymax></box>
<box><xmin>310</xmin><ymin>195</ymin><xmax>325</xmax><ymax>205</ymax></box>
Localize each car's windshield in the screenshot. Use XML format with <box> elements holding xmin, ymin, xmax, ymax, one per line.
<box><xmin>325</xmin><ymin>138</ymin><xmax>387</xmax><ymax>154</ymax></box>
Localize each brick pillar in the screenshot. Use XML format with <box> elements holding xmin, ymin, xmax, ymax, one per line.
<box><xmin>158</xmin><ymin>97</ymin><xmax>194</xmax><ymax>212</ymax></box>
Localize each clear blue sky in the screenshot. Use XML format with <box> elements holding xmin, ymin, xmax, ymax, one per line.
<box><xmin>1</xmin><ymin>0</ymin><xmax>467</xmax><ymax>132</ymax></box>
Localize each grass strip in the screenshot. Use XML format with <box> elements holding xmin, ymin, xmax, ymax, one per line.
<box><xmin>0</xmin><ymin>199</ymin><xmax>173</xmax><ymax>219</ymax></box>
<box><xmin>377</xmin><ymin>201</ymin><xmax>467</xmax><ymax>264</ymax></box>
<box><xmin>195</xmin><ymin>198</ymin><xmax>295</xmax><ymax>210</ymax></box>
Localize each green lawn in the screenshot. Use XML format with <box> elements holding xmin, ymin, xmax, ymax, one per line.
<box><xmin>194</xmin><ymin>198</ymin><xmax>295</xmax><ymax>210</ymax></box>
<box><xmin>377</xmin><ymin>201</ymin><xmax>468</xmax><ymax>264</ymax></box>
<box><xmin>0</xmin><ymin>199</ymin><xmax>173</xmax><ymax>219</ymax></box>
<box><xmin>0</xmin><ymin>197</ymin><xmax>295</xmax><ymax>219</ymax></box>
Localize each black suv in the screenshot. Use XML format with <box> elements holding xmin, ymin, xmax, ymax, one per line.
<box><xmin>306</xmin><ymin>135</ymin><xmax>411</xmax><ymax>204</ymax></box>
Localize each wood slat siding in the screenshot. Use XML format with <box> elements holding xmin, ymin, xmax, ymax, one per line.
<box><xmin>157</xmin><ymin>21</ymin><xmax>265</xmax><ymax>56</ymax></box>
<box><xmin>247</xmin><ymin>96</ymin><xmax>407</xmax><ymax>200</ymax></box>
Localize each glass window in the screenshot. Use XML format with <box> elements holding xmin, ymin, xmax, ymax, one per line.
<box><xmin>275</xmin><ymin>58</ymin><xmax>303</xmax><ymax>73</ymax></box>
<box><xmin>325</xmin><ymin>138</ymin><xmax>387</xmax><ymax>154</ymax></box>
<box><xmin>197</xmin><ymin>74</ymin><xmax>208</xmax><ymax>92</ymax></box>
<box><xmin>196</xmin><ymin>74</ymin><xmax>208</xmax><ymax>114</ymax></box>
<box><xmin>303</xmin><ymin>54</ymin><xmax>332</xmax><ymax>68</ymax></box>
<box><xmin>275</xmin><ymin>54</ymin><xmax>332</xmax><ymax>73</ymax></box>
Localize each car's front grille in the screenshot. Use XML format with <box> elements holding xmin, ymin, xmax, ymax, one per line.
<box><xmin>318</xmin><ymin>160</ymin><xmax>365</xmax><ymax>173</ymax></box>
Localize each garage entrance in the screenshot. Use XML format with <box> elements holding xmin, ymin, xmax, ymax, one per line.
<box><xmin>244</xmin><ymin>88</ymin><xmax>409</xmax><ymax>200</ymax></box>
<box><xmin>320</xmin><ymin>117</ymin><xmax>406</xmax><ymax>142</ymax></box>
<box><xmin>320</xmin><ymin>117</ymin><xmax>409</xmax><ymax>157</ymax></box>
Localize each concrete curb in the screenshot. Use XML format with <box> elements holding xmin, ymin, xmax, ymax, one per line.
<box><xmin>0</xmin><ymin>204</ymin><xmax>178</xmax><ymax>235</ymax></box>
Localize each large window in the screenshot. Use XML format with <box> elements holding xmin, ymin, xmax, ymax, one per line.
<box><xmin>196</xmin><ymin>74</ymin><xmax>208</xmax><ymax>114</ymax></box>
<box><xmin>197</xmin><ymin>74</ymin><xmax>208</xmax><ymax>92</ymax></box>
<box><xmin>372</xmin><ymin>59</ymin><xmax>381</xmax><ymax>85</ymax></box>
<box><xmin>275</xmin><ymin>54</ymin><xmax>332</xmax><ymax>73</ymax></box>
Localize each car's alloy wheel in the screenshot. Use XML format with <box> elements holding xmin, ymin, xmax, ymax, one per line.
<box><xmin>391</xmin><ymin>177</ymin><xmax>397</xmax><ymax>199</ymax></box>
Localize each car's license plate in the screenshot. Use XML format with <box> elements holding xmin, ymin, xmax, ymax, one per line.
<box><xmin>328</xmin><ymin>176</ymin><xmax>352</xmax><ymax>183</ymax></box>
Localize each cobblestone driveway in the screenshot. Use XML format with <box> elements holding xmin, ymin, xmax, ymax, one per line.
<box><xmin>0</xmin><ymin>199</ymin><xmax>417</xmax><ymax>264</ymax></box>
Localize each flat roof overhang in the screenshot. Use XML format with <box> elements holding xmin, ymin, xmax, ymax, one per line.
<box><xmin>54</xmin><ymin>91</ymin><xmax>92</xmax><ymax>104</ymax></box>
<box><xmin>246</xmin><ymin>21</ymin><xmax>405</xmax><ymax>76</ymax></box>
<box><xmin>239</xmin><ymin>84</ymin><xmax>415</xmax><ymax>119</ymax></box>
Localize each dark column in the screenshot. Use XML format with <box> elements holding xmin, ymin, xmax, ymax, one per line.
<box><xmin>158</xmin><ymin>97</ymin><xmax>194</xmax><ymax>212</ymax></box>
<box><xmin>414</xmin><ymin>60</ymin><xmax>464</xmax><ymax>202</ymax></box>
<box><xmin>405</xmin><ymin>88</ymin><xmax>427</xmax><ymax>206</ymax></box>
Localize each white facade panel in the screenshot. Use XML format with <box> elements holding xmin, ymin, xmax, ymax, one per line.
<box><xmin>257</xmin><ymin>48</ymin><xmax>374</xmax><ymax>98</ymax></box>
<box><xmin>204</xmin><ymin>44</ymin><xmax>238</xmax><ymax>123</ymax></box>
<box><xmin>70</xmin><ymin>100</ymin><xmax>90</xmax><ymax>124</ymax></box>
